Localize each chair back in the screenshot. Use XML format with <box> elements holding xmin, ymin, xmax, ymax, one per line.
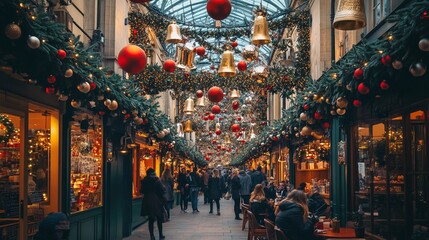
<box><xmin>275</xmin><ymin>226</ymin><xmax>289</xmax><ymax>240</ymax></box>
<box><xmin>247</xmin><ymin>210</ymin><xmax>264</xmax><ymax>230</ymax></box>
<box><xmin>263</xmin><ymin>219</ymin><xmax>276</xmax><ymax>240</ymax></box>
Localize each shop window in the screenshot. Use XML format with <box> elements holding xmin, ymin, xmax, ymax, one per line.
<box><xmin>70</xmin><ymin>112</ymin><xmax>103</xmax><ymax>212</ymax></box>
<box><xmin>372</xmin><ymin>0</ymin><xmax>391</xmax><ymax>27</ymax></box>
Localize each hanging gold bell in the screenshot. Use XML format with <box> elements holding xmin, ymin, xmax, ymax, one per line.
<box><xmin>183</xmin><ymin>97</ymin><xmax>194</xmax><ymax>115</ymax></box>
<box><xmin>251</xmin><ymin>11</ymin><xmax>270</xmax><ymax>46</ymax></box>
<box><xmin>242</xmin><ymin>45</ymin><xmax>259</xmax><ymax>61</ymax></box>
<box><xmin>218</xmin><ymin>47</ymin><xmax>236</xmax><ymax>77</ymax></box>
<box><xmin>230</xmin><ymin>89</ymin><xmax>240</xmax><ymax>98</ymax></box>
<box><xmin>224</xmin><ymin>134</ymin><xmax>231</xmax><ymax>144</ymax></box>
<box><xmin>166</xmin><ymin>21</ymin><xmax>182</xmax><ymax>44</ymax></box>
<box><xmin>184</xmin><ymin>119</ymin><xmax>193</xmax><ymax>133</ymax></box>
<box><xmin>215</xmin><ymin>123</ymin><xmax>221</xmax><ymax>131</ymax></box>
<box><xmin>176</xmin><ymin>122</ymin><xmax>184</xmax><ymax>137</ymax></box>
<box><xmin>251</xmin><ymin>65</ymin><xmax>268</xmax><ymax>83</ymax></box>
<box><xmin>333</xmin><ymin>0</ymin><xmax>366</xmax><ymax>30</ymax></box>
<box><xmin>176</xmin><ymin>43</ymin><xmax>196</xmax><ymax>70</ymax></box>
<box><xmin>195</xmin><ymin>97</ymin><xmax>205</xmax><ymax>107</ymax></box>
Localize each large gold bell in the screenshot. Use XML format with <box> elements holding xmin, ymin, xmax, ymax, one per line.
<box><xmin>218</xmin><ymin>47</ymin><xmax>236</xmax><ymax>77</ymax></box>
<box><xmin>230</xmin><ymin>89</ymin><xmax>240</xmax><ymax>98</ymax></box>
<box><xmin>215</xmin><ymin>123</ymin><xmax>221</xmax><ymax>131</ymax></box>
<box><xmin>166</xmin><ymin>21</ymin><xmax>182</xmax><ymax>44</ymax></box>
<box><xmin>184</xmin><ymin>119</ymin><xmax>193</xmax><ymax>133</ymax></box>
<box><xmin>195</xmin><ymin>97</ymin><xmax>205</xmax><ymax>107</ymax></box>
<box><xmin>176</xmin><ymin>43</ymin><xmax>196</xmax><ymax>70</ymax></box>
<box><xmin>333</xmin><ymin>0</ymin><xmax>366</xmax><ymax>30</ymax></box>
<box><xmin>183</xmin><ymin>98</ymin><xmax>194</xmax><ymax>115</ymax></box>
<box><xmin>251</xmin><ymin>11</ymin><xmax>270</xmax><ymax>46</ymax></box>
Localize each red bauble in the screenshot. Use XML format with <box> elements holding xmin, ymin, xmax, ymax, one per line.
<box><xmin>196</xmin><ymin>47</ymin><xmax>206</xmax><ymax>56</ymax></box>
<box><xmin>237</xmin><ymin>116</ymin><xmax>242</xmax><ymax>121</ymax></box>
<box><xmin>132</xmin><ymin>29</ymin><xmax>138</xmax><ymax>36</ymax></box>
<box><xmin>117</xmin><ymin>45</ymin><xmax>147</xmax><ymax>74</ymax></box>
<box><xmin>208</xmin><ymin>113</ymin><xmax>215</xmax><ymax>120</ymax></box>
<box><xmin>421</xmin><ymin>11</ymin><xmax>429</xmax><ymax>20</ymax></box>
<box><xmin>89</xmin><ymin>82</ymin><xmax>97</xmax><ymax>90</ymax></box>
<box><xmin>203</xmin><ymin>116</ymin><xmax>209</xmax><ymax>121</ymax></box>
<box><xmin>215</xmin><ymin>129</ymin><xmax>222</xmax><ymax>135</ymax></box>
<box><xmin>211</xmin><ymin>105</ymin><xmax>221</xmax><ymax>114</ymax></box>
<box><xmin>47</xmin><ymin>75</ymin><xmax>56</xmax><ymax>84</ymax></box>
<box><xmin>212</xmin><ymin>139</ymin><xmax>217</xmax><ymax>144</ymax></box>
<box><xmin>303</xmin><ymin>104</ymin><xmax>309</xmax><ymax>111</ymax></box>
<box><xmin>217</xmin><ymin>145</ymin><xmax>221</xmax><ymax>149</ymax></box>
<box><xmin>357</xmin><ymin>83</ymin><xmax>370</xmax><ymax>95</ymax></box>
<box><xmin>231</xmin><ymin>123</ymin><xmax>240</xmax><ymax>132</ymax></box>
<box><xmin>163</xmin><ymin>59</ymin><xmax>176</xmax><ymax>73</ymax></box>
<box><xmin>98</xmin><ymin>111</ymin><xmax>105</xmax><ymax>116</ymax></box>
<box><xmin>354</xmin><ymin>68</ymin><xmax>364</xmax><ymax>80</ymax></box>
<box><xmin>184</xmin><ymin>72</ymin><xmax>190</xmax><ymax>77</ymax></box>
<box><xmin>353</xmin><ymin>99</ymin><xmax>362</xmax><ymax>107</ymax></box>
<box><xmin>57</xmin><ymin>49</ymin><xmax>67</xmax><ymax>60</ymax></box>
<box><xmin>314</xmin><ymin>111</ymin><xmax>323</xmax><ymax>120</ymax></box>
<box><xmin>232</xmin><ymin>100</ymin><xmax>239</xmax><ymax>110</ymax></box>
<box><xmin>381</xmin><ymin>55</ymin><xmax>392</xmax><ymax>66</ymax></box>
<box><xmin>272</xmin><ymin>136</ymin><xmax>278</xmax><ymax>141</ymax></box>
<box><xmin>380</xmin><ymin>80</ymin><xmax>389</xmax><ymax>90</ymax></box>
<box><xmin>45</xmin><ymin>87</ymin><xmax>55</xmax><ymax>94</ymax></box>
<box><xmin>196</xmin><ymin>90</ymin><xmax>204</xmax><ymax>98</ymax></box>
<box><xmin>207</xmin><ymin>86</ymin><xmax>224</xmax><ymax>102</ymax></box>
<box><xmin>231</xmin><ymin>41</ymin><xmax>238</xmax><ymax>48</ymax></box>
<box><xmin>142</xmin><ymin>118</ymin><xmax>149</xmax><ymax>125</ymax></box>
<box><xmin>322</xmin><ymin>122</ymin><xmax>330</xmax><ymax>129</ymax></box>
<box><xmin>206</xmin><ymin>0</ymin><xmax>232</xmax><ymax>20</ymax></box>
<box><xmin>205</xmin><ymin>156</ymin><xmax>210</xmax><ymax>161</ymax></box>
<box><xmin>237</xmin><ymin>60</ymin><xmax>247</xmax><ymax>71</ymax></box>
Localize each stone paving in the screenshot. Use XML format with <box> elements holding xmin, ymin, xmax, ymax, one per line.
<box><xmin>124</xmin><ymin>197</ymin><xmax>248</xmax><ymax>240</ymax></box>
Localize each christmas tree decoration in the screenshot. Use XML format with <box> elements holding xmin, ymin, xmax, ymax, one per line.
<box><xmin>196</xmin><ymin>97</ymin><xmax>205</xmax><ymax>107</ymax></box>
<box><xmin>232</xmin><ymin>100</ymin><xmax>239</xmax><ymax>110</ymax></box>
<box><xmin>47</xmin><ymin>75</ymin><xmax>56</xmax><ymax>84</ymax></box>
<box><xmin>251</xmin><ymin>10</ymin><xmax>270</xmax><ymax>46</ymax></box>
<box><xmin>301</xmin><ymin>126</ymin><xmax>312</xmax><ymax>136</ymax></box>
<box><xmin>184</xmin><ymin>120</ymin><xmax>193</xmax><ymax>133</ymax></box>
<box><xmin>231</xmin><ymin>41</ymin><xmax>238</xmax><ymax>48</ymax></box>
<box><xmin>215</xmin><ymin>129</ymin><xmax>222</xmax><ymax>135</ymax></box>
<box><xmin>163</xmin><ymin>59</ymin><xmax>176</xmax><ymax>73</ymax></box>
<box><xmin>251</xmin><ymin>65</ymin><xmax>268</xmax><ymax>83</ymax></box>
<box><xmin>211</xmin><ymin>105</ymin><xmax>221</xmax><ymax>114</ymax></box>
<box><xmin>322</xmin><ymin>122</ymin><xmax>330</xmax><ymax>129</ymax></box>
<box><xmin>237</xmin><ymin>61</ymin><xmax>247</xmax><ymax>71</ymax></box>
<box><xmin>419</xmin><ymin>38</ymin><xmax>429</xmax><ymax>51</ymax></box>
<box><xmin>134</xmin><ymin>117</ymin><xmax>143</xmax><ymax>125</ymax></box>
<box><xmin>409</xmin><ymin>62</ymin><xmax>427</xmax><ymax>77</ymax></box>
<box><xmin>207</xmin><ymin>86</ymin><xmax>224</xmax><ymax>102</ymax></box>
<box><xmin>336</xmin><ymin>97</ymin><xmax>348</xmax><ymax>108</ymax></box>
<box><xmin>77</xmin><ymin>82</ymin><xmax>91</xmax><ymax>93</ymax></box>
<box><xmin>45</xmin><ymin>87</ymin><xmax>55</xmax><ymax>94</ymax></box>
<box><xmin>303</xmin><ymin>104</ymin><xmax>309</xmax><ymax>111</ymax></box>
<box><xmin>70</xmin><ymin>100</ymin><xmax>81</xmax><ymax>108</ymax></box>
<box><xmin>231</xmin><ymin>123</ymin><xmax>240</xmax><ymax>132</ymax></box>
<box><xmin>208</xmin><ymin>113</ymin><xmax>215</xmax><ymax>120</ymax></box>
<box><xmin>206</xmin><ymin>0</ymin><xmax>232</xmax><ymax>20</ymax></box>
<box><xmin>357</xmin><ymin>82</ymin><xmax>370</xmax><ymax>95</ymax></box>
<box><xmin>58</xmin><ymin>94</ymin><xmax>68</xmax><ymax>101</ymax></box>
<box><xmin>421</xmin><ymin>10</ymin><xmax>429</xmax><ymax>20</ymax></box>
<box><xmin>237</xmin><ymin>116</ymin><xmax>242</xmax><ymax>121</ymax></box>
<box><xmin>57</xmin><ymin>49</ymin><xmax>67</xmax><ymax>60</ymax></box>
<box><xmin>353</xmin><ymin>99</ymin><xmax>362</xmax><ymax>107</ymax></box>
<box><xmin>336</xmin><ymin>108</ymin><xmax>346</xmax><ymax>115</ymax></box>
<box><xmin>203</xmin><ymin>115</ymin><xmax>209</xmax><ymax>121</ymax></box>
<box><xmin>196</xmin><ymin>90</ymin><xmax>204</xmax><ymax>98</ymax></box>
<box><xmin>27</xmin><ymin>36</ymin><xmax>40</xmax><ymax>49</ymax></box>
<box><xmin>176</xmin><ymin>43</ymin><xmax>196</xmax><ymax>70</ymax></box>
<box><xmin>104</xmin><ymin>99</ymin><xmax>112</xmax><ymax>107</ymax></box>
<box><xmin>89</xmin><ymin>82</ymin><xmax>97</xmax><ymax>90</ymax></box>
<box><xmin>165</xmin><ymin>21</ymin><xmax>182</xmax><ymax>43</ymax></box>
<box><xmin>380</xmin><ymin>80</ymin><xmax>389</xmax><ymax>90</ymax></box>
<box><xmin>218</xmin><ymin>46</ymin><xmax>236</xmax><ymax>77</ymax></box>
<box><xmin>183</xmin><ymin>98</ymin><xmax>195</xmax><ymax>115</ymax></box>
<box><xmin>353</xmin><ymin>68</ymin><xmax>363</xmax><ymax>80</ymax></box>
<box><xmin>5</xmin><ymin>23</ymin><xmax>21</xmax><ymax>40</ymax></box>
<box><xmin>64</xmin><ymin>69</ymin><xmax>73</xmax><ymax>78</ymax></box>
<box><xmin>242</xmin><ymin>45</ymin><xmax>258</xmax><ymax>61</ymax></box>
<box><xmin>195</xmin><ymin>46</ymin><xmax>205</xmax><ymax>56</ymax></box>
<box><xmin>392</xmin><ymin>60</ymin><xmax>403</xmax><ymax>70</ymax></box>
<box><xmin>314</xmin><ymin>111</ymin><xmax>322</xmax><ymax>120</ymax></box>
<box><xmin>381</xmin><ymin>55</ymin><xmax>392</xmax><ymax>66</ymax></box>
<box><xmin>333</xmin><ymin>0</ymin><xmax>366</xmax><ymax>30</ymax></box>
<box><xmin>230</xmin><ymin>89</ymin><xmax>240</xmax><ymax>98</ymax></box>
<box><xmin>117</xmin><ymin>45</ymin><xmax>147</xmax><ymax>74</ymax></box>
<box><xmin>107</xmin><ymin>100</ymin><xmax>119</xmax><ymax>111</ymax></box>
<box><xmin>299</xmin><ymin>112</ymin><xmax>307</xmax><ymax>121</ymax></box>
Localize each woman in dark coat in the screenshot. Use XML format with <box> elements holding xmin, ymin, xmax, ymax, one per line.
<box><xmin>208</xmin><ymin>169</ymin><xmax>224</xmax><ymax>215</ymax></box>
<box><xmin>230</xmin><ymin>169</ymin><xmax>242</xmax><ymax>220</ymax></box>
<box><xmin>140</xmin><ymin>168</ymin><xmax>166</xmax><ymax>240</ymax></box>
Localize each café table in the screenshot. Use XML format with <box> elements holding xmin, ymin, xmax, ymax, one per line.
<box><xmin>314</xmin><ymin>227</ymin><xmax>357</xmax><ymax>238</ymax></box>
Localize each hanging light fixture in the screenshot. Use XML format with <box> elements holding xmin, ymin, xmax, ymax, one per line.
<box><xmin>251</xmin><ymin>10</ymin><xmax>270</xmax><ymax>46</ymax></box>
<box><xmin>183</xmin><ymin>97</ymin><xmax>194</xmax><ymax>115</ymax></box>
<box><xmin>333</xmin><ymin>0</ymin><xmax>366</xmax><ymax>30</ymax></box>
<box><xmin>165</xmin><ymin>21</ymin><xmax>182</xmax><ymax>43</ymax></box>
<box><xmin>218</xmin><ymin>46</ymin><xmax>236</xmax><ymax>77</ymax></box>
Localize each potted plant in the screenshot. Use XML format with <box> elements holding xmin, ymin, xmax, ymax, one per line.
<box><xmin>351</xmin><ymin>211</ymin><xmax>365</xmax><ymax>238</ymax></box>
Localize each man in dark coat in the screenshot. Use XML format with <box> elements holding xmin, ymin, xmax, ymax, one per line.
<box><xmin>34</xmin><ymin>212</ymin><xmax>70</xmax><ymax>240</ymax></box>
<box><xmin>238</xmin><ymin>169</ymin><xmax>252</xmax><ymax>204</ymax></box>
<box><xmin>188</xmin><ymin>167</ymin><xmax>201</xmax><ymax>213</ymax></box>
<box><xmin>230</xmin><ymin>169</ymin><xmax>242</xmax><ymax>220</ymax></box>
<box><xmin>177</xmin><ymin>168</ymin><xmax>189</xmax><ymax>212</ymax></box>
<box><xmin>308</xmin><ymin>185</ymin><xmax>328</xmax><ymax>215</ymax></box>
<box><xmin>140</xmin><ymin>168</ymin><xmax>166</xmax><ymax>240</ymax></box>
<box><xmin>251</xmin><ymin>166</ymin><xmax>267</xmax><ymax>191</ymax></box>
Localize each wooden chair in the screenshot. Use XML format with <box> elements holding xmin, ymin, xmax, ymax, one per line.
<box><xmin>247</xmin><ymin>210</ymin><xmax>266</xmax><ymax>240</ymax></box>
<box><xmin>263</xmin><ymin>218</ymin><xmax>276</xmax><ymax>240</ymax></box>
<box><xmin>274</xmin><ymin>226</ymin><xmax>289</xmax><ymax>240</ymax></box>
<box><xmin>241</xmin><ymin>203</ymin><xmax>249</xmax><ymax>231</ymax></box>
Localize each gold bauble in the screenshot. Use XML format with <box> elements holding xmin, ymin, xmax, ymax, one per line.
<box><xmin>107</xmin><ymin>100</ymin><xmax>118</xmax><ymax>111</ymax></box>
<box><xmin>70</xmin><ymin>100</ymin><xmax>80</xmax><ymax>108</ymax></box>
<box><xmin>5</xmin><ymin>23</ymin><xmax>21</xmax><ymax>40</ymax></box>
<box><xmin>77</xmin><ymin>82</ymin><xmax>91</xmax><ymax>93</ymax></box>
<box><xmin>336</xmin><ymin>97</ymin><xmax>348</xmax><ymax>108</ymax></box>
<box><xmin>336</xmin><ymin>108</ymin><xmax>346</xmax><ymax>115</ymax></box>
<box><xmin>104</xmin><ymin>99</ymin><xmax>111</xmax><ymax>106</ymax></box>
<box><xmin>64</xmin><ymin>69</ymin><xmax>73</xmax><ymax>78</ymax></box>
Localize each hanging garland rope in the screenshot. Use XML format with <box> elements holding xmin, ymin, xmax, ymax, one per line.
<box><xmin>0</xmin><ymin>114</ymin><xmax>15</xmax><ymax>143</ymax></box>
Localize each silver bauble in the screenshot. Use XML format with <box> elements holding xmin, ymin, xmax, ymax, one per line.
<box><xmin>64</xmin><ymin>69</ymin><xmax>73</xmax><ymax>78</ymax></box>
<box><xmin>409</xmin><ymin>62</ymin><xmax>427</xmax><ymax>77</ymax></box>
<box><xmin>336</xmin><ymin>97</ymin><xmax>348</xmax><ymax>108</ymax></box>
<box><xmin>104</xmin><ymin>99</ymin><xmax>112</xmax><ymax>106</ymax></box>
<box><xmin>27</xmin><ymin>36</ymin><xmax>40</xmax><ymax>49</ymax></box>
<box><xmin>419</xmin><ymin>38</ymin><xmax>429</xmax><ymax>52</ymax></box>
<box><xmin>391</xmin><ymin>60</ymin><xmax>403</xmax><ymax>70</ymax></box>
<box><xmin>336</xmin><ymin>108</ymin><xmax>346</xmax><ymax>116</ymax></box>
<box><xmin>299</xmin><ymin>112</ymin><xmax>307</xmax><ymax>121</ymax></box>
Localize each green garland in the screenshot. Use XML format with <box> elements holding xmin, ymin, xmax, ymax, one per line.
<box><xmin>0</xmin><ymin>114</ymin><xmax>15</xmax><ymax>143</ymax></box>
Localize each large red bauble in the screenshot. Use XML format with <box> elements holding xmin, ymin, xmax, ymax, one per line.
<box><xmin>196</xmin><ymin>47</ymin><xmax>206</xmax><ymax>56</ymax></box>
<box><xmin>196</xmin><ymin>90</ymin><xmax>204</xmax><ymax>98</ymax></box>
<box><xmin>353</xmin><ymin>99</ymin><xmax>362</xmax><ymax>107</ymax></box>
<box><xmin>237</xmin><ymin>60</ymin><xmax>247</xmax><ymax>71</ymax></box>
<box><xmin>353</xmin><ymin>68</ymin><xmax>363</xmax><ymax>80</ymax></box>
<box><xmin>231</xmin><ymin>123</ymin><xmax>240</xmax><ymax>132</ymax></box>
<box><xmin>232</xmin><ymin>100</ymin><xmax>239</xmax><ymax>110</ymax></box>
<box><xmin>381</xmin><ymin>55</ymin><xmax>392</xmax><ymax>66</ymax></box>
<box><xmin>380</xmin><ymin>80</ymin><xmax>389</xmax><ymax>90</ymax></box>
<box><xmin>47</xmin><ymin>75</ymin><xmax>57</xmax><ymax>84</ymax></box>
<box><xmin>57</xmin><ymin>49</ymin><xmax>67</xmax><ymax>60</ymax></box>
<box><xmin>206</xmin><ymin>0</ymin><xmax>232</xmax><ymax>20</ymax></box>
<box><xmin>117</xmin><ymin>45</ymin><xmax>147</xmax><ymax>74</ymax></box>
<box><xmin>211</xmin><ymin>105</ymin><xmax>221</xmax><ymax>114</ymax></box>
<box><xmin>314</xmin><ymin>111</ymin><xmax>323</xmax><ymax>120</ymax></box>
<box><xmin>163</xmin><ymin>59</ymin><xmax>176</xmax><ymax>72</ymax></box>
<box><xmin>357</xmin><ymin>83</ymin><xmax>370</xmax><ymax>95</ymax></box>
<box><xmin>207</xmin><ymin>86</ymin><xmax>224</xmax><ymax>102</ymax></box>
<box><xmin>215</xmin><ymin>129</ymin><xmax>222</xmax><ymax>135</ymax></box>
<box><xmin>208</xmin><ymin>113</ymin><xmax>215</xmax><ymax>120</ymax></box>
<box><xmin>322</xmin><ymin>122</ymin><xmax>330</xmax><ymax>129</ymax></box>
<box><xmin>231</xmin><ymin>41</ymin><xmax>238</xmax><ymax>48</ymax></box>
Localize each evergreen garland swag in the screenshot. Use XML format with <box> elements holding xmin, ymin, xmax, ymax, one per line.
<box><xmin>0</xmin><ymin>114</ymin><xmax>15</xmax><ymax>144</ymax></box>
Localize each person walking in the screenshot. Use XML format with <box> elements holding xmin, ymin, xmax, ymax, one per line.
<box><xmin>34</xmin><ymin>212</ymin><xmax>70</xmax><ymax>240</ymax></box>
<box><xmin>177</xmin><ymin>168</ymin><xmax>189</xmax><ymax>213</ymax></box>
<box><xmin>202</xmin><ymin>169</ymin><xmax>210</xmax><ymax>204</ymax></box>
<box><xmin>140</xmin><ymin>168</ymin><xmax>166</xmax><ymax>240</ymax></box>
<box><xmin>230</xmin><ymin>169</ymin><xmax>242</xmax><ymax>220</ymax></box>
<box><xmin>160</xmin><ymin>168</ymin><xmax>174</xmax><ymax>221</ymax></box>
<box><xmin>207</xmin><ymin>169</ymin><xmax>224</xmax><ymax>215</ymax></box>
<box><xmin>188</xmin><ymin>167</ymin><xmax>201</xmax><ymax>213</ymax></box>
<box><xmin>238</xmin><ymin>169</ymin><xmax>252</xmax><ymax>204</ymax></box>
<box><xmin>251</xmin><ymin>166</ymin><xmax>267</xmax><ymax>191</ymax></box>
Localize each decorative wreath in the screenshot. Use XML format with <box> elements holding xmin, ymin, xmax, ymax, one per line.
<box><xmin>0</xmin><ymin>114</ymin><xmax>15</xmax><ymax>143</ymax></box>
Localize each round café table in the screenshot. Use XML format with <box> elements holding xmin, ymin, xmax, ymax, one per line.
<box><xmin>314</xmin><ymin>227</ymin><xmax>356</xmax><ymax>238</ymax></box>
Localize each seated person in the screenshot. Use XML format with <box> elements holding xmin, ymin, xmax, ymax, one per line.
<box><xmin>275</xmin><ymin>190</ymin><xmax>318</xmax><ymax>240</ymax></box>
<box><xmin>276</xmin><ymin>181</ymin><xmax>288</xmax><ymax>199</ymax></box>
<box><xmin>250</xmin><ymin>184</ymin><xmax>275</xmax><ymax>225</ymax></box>
<box><xmin>308</xmin><ymin>185</ymin><xmax>328</xmax><ymax>216</ymax></box>
<box><xmin>263</xmin><ymin>181</ymin><xmax>277</xmax><ymax>200</ymax></box>
<box><xmin>297</xmin><ymin>182</ymin><xmax>307</xmax><ymax>191</ymax></box>
<box><xmin>35</xmin><ymin>212</ymin><xmax>70</xmax><ymax>240</ymax></box>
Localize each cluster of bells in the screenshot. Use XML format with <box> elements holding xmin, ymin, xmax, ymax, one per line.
<box><xmin>165</xmin><ymin>9</ymin><xmax>270</xmax><ymax>79</ymax></box>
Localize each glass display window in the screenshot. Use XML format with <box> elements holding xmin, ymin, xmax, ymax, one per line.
<box><xmin>69</xmin><ymin>112</ymin><xmax>103</xmax><ymax>212</ymax></box>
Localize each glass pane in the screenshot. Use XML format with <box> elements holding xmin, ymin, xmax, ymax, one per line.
<box><xmin>70</xmin><ymin>113</ymin><xmax>103</xmax><ymax>212</ymax></box>
<box><xmin>374</xmin><ymin>3</ymin><xmax>381</xmax><ymax>25</ymax></box>
<box><xmin>415</xmin><ymin>174</ymin><xmax>429</xmax><ymax>221</ymax></box>
<box><xmin>383</xmin><ymin>0</ymin><xmax>391</xmax><ymax>17</ymax></box>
